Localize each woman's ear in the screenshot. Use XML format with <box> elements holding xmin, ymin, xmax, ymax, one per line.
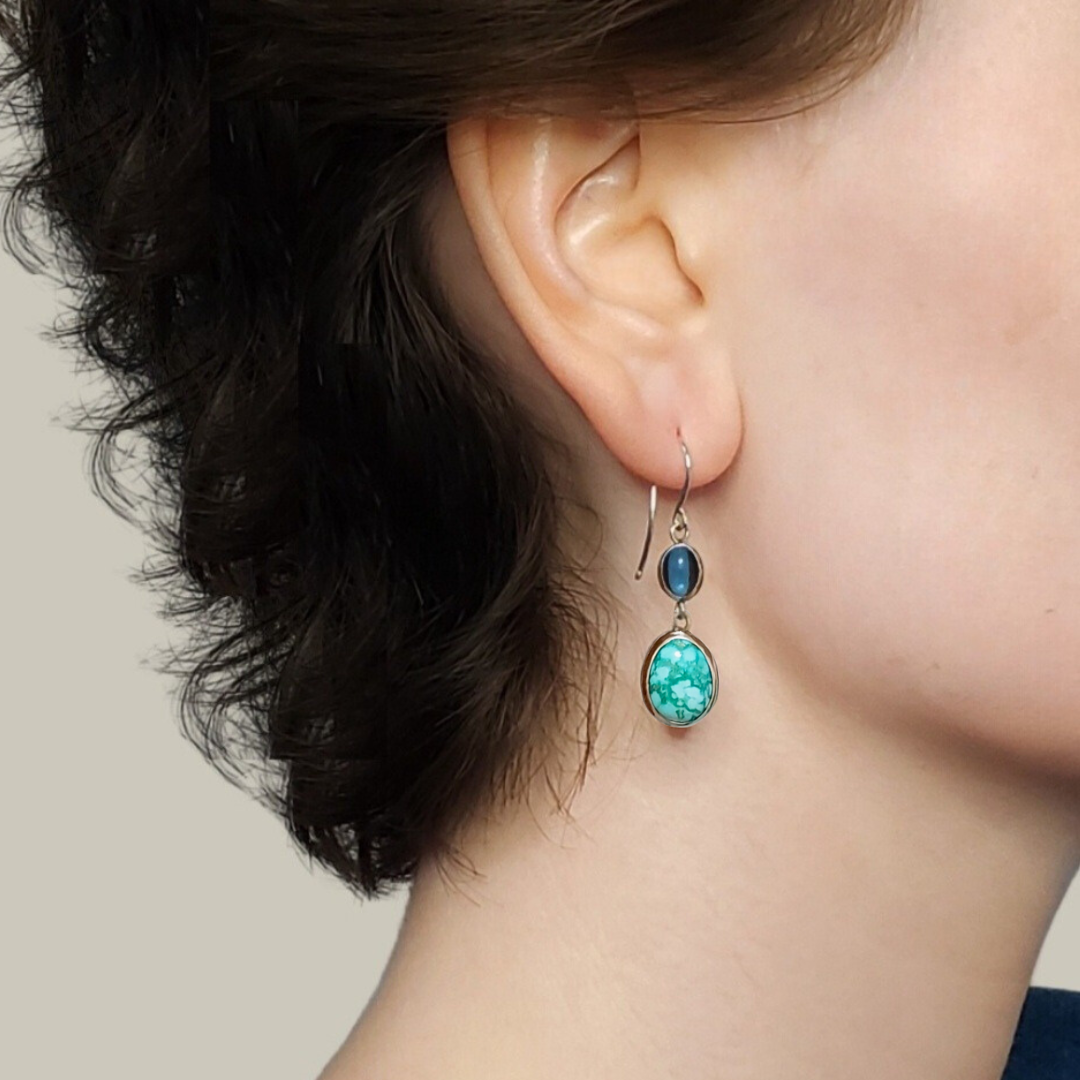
<box><xmin>445</xmin><ymin>114</ymin><xmax>742</xmax><ymax>492</ymax></box>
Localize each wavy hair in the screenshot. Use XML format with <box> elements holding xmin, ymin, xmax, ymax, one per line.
<box><xmin>0</xmin><ymin>0</ymin><xmax>917</xmax><ymax>898</ymax></box>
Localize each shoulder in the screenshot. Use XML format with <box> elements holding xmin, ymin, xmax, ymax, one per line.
<box><xmin>1002</xmin><ymin>986</ymin><xmax>1080</xmax><ymax>1080</ymax></box>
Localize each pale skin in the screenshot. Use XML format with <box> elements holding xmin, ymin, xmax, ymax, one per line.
<box><xmin>324</xmin><ymin>0</ymin><xmax>1080</xmax><ymax>1077</ymax></box>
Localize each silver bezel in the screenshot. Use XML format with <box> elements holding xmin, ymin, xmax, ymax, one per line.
<box><xmin>639</xmin><ymin>629</ymin><xmax>718</xmax><ymax>727</ymax></box>
<box><xmin>657</xmin><ymin>543</ymin><xmax>704</xmax><ymax>602</ymax></box>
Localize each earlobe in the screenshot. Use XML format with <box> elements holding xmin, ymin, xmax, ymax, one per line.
<box><xmin>445</xmin><ymin>114</ymin><xmax>742</xmax><ymax>492</ymax></box>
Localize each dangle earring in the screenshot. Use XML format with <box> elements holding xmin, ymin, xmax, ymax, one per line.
<box><xmin>634</xmin><ymin>436</ymin><xmax>718</xmax><ymax>727</ymax></box>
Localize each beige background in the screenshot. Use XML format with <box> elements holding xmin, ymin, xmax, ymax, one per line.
<box><xmin>1</xmin><ymin>168</ymin><xmax>1077</xmax><ymax>1080</ymax></box>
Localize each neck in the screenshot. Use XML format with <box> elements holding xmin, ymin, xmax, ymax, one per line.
<box><xmin>339</xmin><ymin>623</ymin><xmax>1080</xmax><ymax>1080</ymax></box>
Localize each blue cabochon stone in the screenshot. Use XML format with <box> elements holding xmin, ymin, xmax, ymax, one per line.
<box><xmin>646</xmin><ymin>635</ymin><xmax>715</xmax><ymax>726</ymax></box>
<box><xmin>660</xmin><ymin>543</ymin><xmax>701</xmax><ymax>599</ymax></box>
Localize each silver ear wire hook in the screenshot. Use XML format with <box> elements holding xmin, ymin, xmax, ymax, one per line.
<box><xmin>634</xmin><ymin>436</ymin><xmax>692</xmax><ymax>579</ymax></box>
<box><xmin>634</xmin><ymin>484</ymin><xmax>657</xmax><ymax>580</ymax></box>
<box><xmin>671</xmin><ymin>438</ymin><xmax>692</xmax><ymax>534</ymax></box>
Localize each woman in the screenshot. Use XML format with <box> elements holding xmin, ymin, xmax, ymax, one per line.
<box><xmin>1</xmin><ymin>0</ymin><xmax>1078</xmax><ymax>1077</ymax></box>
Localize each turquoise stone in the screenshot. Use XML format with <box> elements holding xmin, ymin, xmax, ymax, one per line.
<box><xmin>645</xmin><ymin>634</ymin><xmax>715</xmax><ymax>726</ymax></box>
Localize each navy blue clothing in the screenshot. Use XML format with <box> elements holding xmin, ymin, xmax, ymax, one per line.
<box><xmin>1001</xmin><ymin>986</ymin><xmax>1080</xmax><ymax>1079</ymax></box>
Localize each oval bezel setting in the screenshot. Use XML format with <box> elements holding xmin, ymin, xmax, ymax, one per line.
<box><xmin>658</xmin><ymin>542</ymin><xmax>703</xmax><ymax>601</ymax></box>
<box><xmin>640</xmin><ymin>629</ymin><xmax>717</xmax><ymax>727</ymax></box>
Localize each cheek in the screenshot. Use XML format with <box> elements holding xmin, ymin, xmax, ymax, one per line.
<box><xmin>719</xmin><ymin>360</ymin><xmax>1080</xmax><ymax>773</ymax></box>
<box><xmin>716</xmin><ymin>40</ymin><xmax>1080</xmax><ymax>771</ymax></box>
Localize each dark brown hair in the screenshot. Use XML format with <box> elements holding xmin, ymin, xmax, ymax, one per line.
<box><xmin>0</xmin><ymin>0</ymin><xmax>916</xmax><ymax>899</ymax></box>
